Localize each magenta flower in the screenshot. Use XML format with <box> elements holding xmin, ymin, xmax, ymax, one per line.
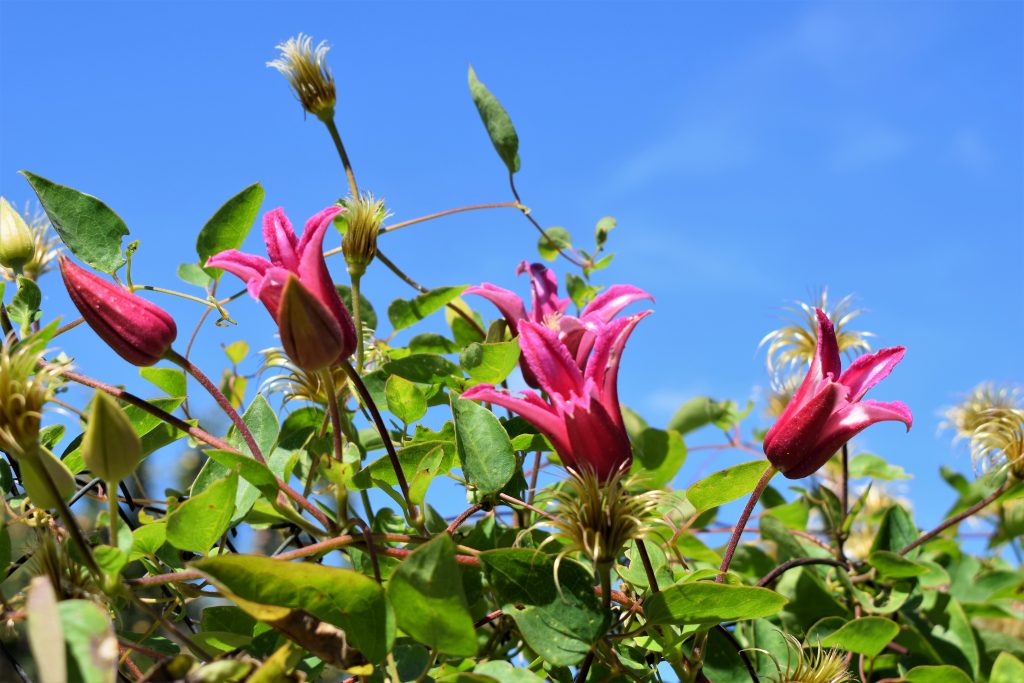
<box><xmin>462</xmin><ymin>311</ymin><xmax>649</xmax><ymax>481</ymax></box>
<box><xmin>206</xmin><ymin>206</ymin><xmax>357</xmax><ymax>363</ymax></box>
<box><xmin>60</xmin><ymin>257</ymin><xmax>177</xmax><ymax>367</ymax></box>
<box><xmin>466</xmin><ymin>261</ymin><xmax>651</xmax><ymax>386</ymax></box>
<box><xmin>764</xmin><ymin>309</ymin><xmax>913</xmax><ymax>479</ymax></box>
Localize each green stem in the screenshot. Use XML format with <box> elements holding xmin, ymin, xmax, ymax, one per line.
<box><xmin>33</xmin><ymin>451</ymin><xmax>101</xmax><ymax>578</ymax></box>
<box><xmin>350</xmin><ymin>273</ymin><xmax>365</xmax><ymax>372</ymax></box>
<box><xmin>322</xmin><ymin>116</ymin><xmax>359</xmax><ymax>199</ymax></box>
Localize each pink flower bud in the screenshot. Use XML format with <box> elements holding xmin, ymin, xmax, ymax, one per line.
<box><xmin>278</xmin><ymin>275</ymin><xmax>346</xmax><ymax>371</ymax></box>
<box><xmin>59</xmin><ymin>257</ymin><xmax>177</xmax><ymax>366</ymax></box>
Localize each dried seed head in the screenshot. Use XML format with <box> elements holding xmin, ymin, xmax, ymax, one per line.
<box><xmin>537</xmin><ymin>466</ymin><xmax>666</xmax><ymax>568</ymax></box>
<box><xmin>267</xmin><ymin>34</ymin><xmax>337</xmax><ymax>120</ymax></box>
<box><xmin>761</xmin><ymin>291</ymin><xmax>873</xmax><ymax>390</ymax></box>
<box><xmin>944</xmin><ymin>383</ymin><xmax>1024</xmax><ymax>478</ymax></box>
<box><xmin>0</xmin><ymin>327</ymin><xmax>65</xmax><ymax>461</ymax></box>
<box><xmin>340</xmin><ymin>193</ymin><xmax>390</xmax><ymax>277</ymax></box>
<box><xmin>764</xmin><ymin>632</ymin><xmax>854</xmax><ymax>683</ymax></box>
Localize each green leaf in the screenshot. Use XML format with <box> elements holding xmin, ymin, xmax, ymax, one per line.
<box><xmin>384</xmin><ymin>354</ymin><xmax>461</xmax><ymax>386</ymax></box>
<box><xmin>467</xmin><ymin>65</ymin><xmax>520</xmax><ymax>174</ymax></box>
<box><xmin>130</xmin><ymin>522</ymin><xmax>166</xmax><ymax>560</ymax></box>
<box><xmin>687</xmin><ymin>460</ymin><xmax>772</xmax><ymax>513</ymax></box>
<box><xmin>991</xmin><ymin>652</ymin><xmax>1024</xmax><ymax>683</ymax></box>
<box><xmin>473</xmin><ymin>661</ymin><xmax>545</xmax><ymax>683</ymax></box>
<box><xmin>408</xmin><ymin>445</ymin><xmax>445</xmax><ymax>506</ymax></box>
<box><xmin>385</xmin><ymin>375</ymin><xmax>427</xmax><ymax>424</ymax></box>
<box><xmin>20</xmin><ymin>171</ymin><xmax>129</xmax><ymax>273</ymax></box>
<box><xmin>409</xmin><ymin>332</ymin><xmax>460</xmax><ymax>355</ymax></box>
<box><xmin>27</xmin><ymin>577</ymin><xmax>66</xmax><ymax>683</ymax></box>
<box><xmin>58</xmin><ymin>600</ymin><xmax>118</xmax><ymax>683</ymax></box>
<box><xmin>668</xmin><ymin>396</ymin><xmax>733</xmax><ymax>435</ymax></box>
<box><xmin>353</xmin><ymin>423</ymin><xmax>458</xmax><ymax>490</ymax></box>
<box><xmin>192</xmin><ymin>554</ymin><xmax>393</xmax><ymax>663</ymax></box>
<box><xmin>21</xmin><ymin>448</ymin><xmax>76</xmax><ymax>509</ymax></box>
<box><xmin>594</xmin><ymin>216</ymin><xmax>616</xmax><ymax>249</ymax></box>
<box><xmin>848</xmin><ymin>453</ymin><xmax>911</xmax><ymax>480</ymax></box>
<box><xmin>480</xmin><ymin>549</ymin><xmax>604</xmax><ymax>666</ymax></box>
<box><xmin>565</xmin><ymin>273</ymin><xmax>599</xmax><ymax>309</ymax></box>
<box><xmin>388</xmin><ymin>286</ymin><xmax>467</xmax><ymax>332</ymax></box>
<box><xmin>871</xmin><ymin>504</ymin><xmax>918</xmax><ymax>554</ymax></box>
<box><xmin>905</xmin><ymin>665</ymin><xmax>972</xmax><ymax>683</ymax></box>
<box><xmin>230</xmin><ymin>394</ymin><xmax>280</xmax><ymax>461</ymax></box>
<box><xmin>868</xmin><ymin>550</ymin><xmax>928</xmax><ymax>579</ymax></box>
<box><xmin>176</xmin><ymin>262</ymin><xmax>213</xmax><ymax>289</ymax></box>
<box><xmin>537</xmin><ymin>226</ymin><xmax>571</xmax><ymax>262</ymax></box>
<box><xmin>820</xmin><ymin>617</ymin><xmax>900</xmax><ymax>657</ymax></box>
<box><xmin>630</xmin><ymin>427</ymin><xmax>686</xmax><ymax>488</ymax></box>
<box><xmin>460</xmin><ymin>340</ymin><xmax>520</xmax><ymax>385</ymax></box>
<box><xmin>8</xmin><ymin>277</ymin><xmax>41</xmax><ymax>335</ymax></box>
<box><xmin>223</xmin><ymin>341</ymin><xmax>249</xmax><ymax>365</ymax></box>
<box><xmin>645</xmin><ymin>581</ymin><xmax>787</xmax><ymax>625</ymax></box>
<box><xmin>451</xmin><ymin>395</ymin><xmax>516</xmax><ymax>495</ymax></box>
<box><xmin>196</xmin><ymin>183</ymin><xmax>264</xmax><ymax>278</ymax></box>
<box><xmin>167</xmin><ymin>471</ymin><xmax>238</xmax><ymax>553</ymax></box>
<box><xmin>387</xmin><ymin>535</ymin><xmax>477</xmax><ymax>656</ymax></box>
<box><xmin>139</xmin><ymin>367</ymin><xmax>187</xmax><ymax>397</ymax></box>
<box><xmin>82</xmin><ymin>391</ymin><xmax>143</xmax><ymax>483</ymax></box>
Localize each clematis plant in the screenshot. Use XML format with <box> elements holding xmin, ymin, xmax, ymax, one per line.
<box><xmin>4</xmin><ymin>31</ymin><xmax>1020</xmax><ymax>683</ymax></box>
<box><xmin>763</xmin><ymin>308</ymin><xmax>913</xmax><ymax>479</ymax></box>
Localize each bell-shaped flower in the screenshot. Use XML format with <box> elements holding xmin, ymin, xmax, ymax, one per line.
<box><xmin>60</xmin><ymin>257</ymin><xmax>177</xmax><ymax>367</ymax></box>
<box><xmin>466</xmin><ymin>260</ymin><xmax>651</xmax><ymax>386</ymax></box>
<box><xmin>764</xmin><ymin>308</ymin><xmax>913</xmax><ymax>479</ymax></box>
<box><xmin>206</xmin><ymin>206</ymin><xmax>357</xmax><ymax>363</ymax></box>
<box><xmin>462</xmin><ymin>311</ymin><xmax>649</xmax><ymax>481</ymax></box>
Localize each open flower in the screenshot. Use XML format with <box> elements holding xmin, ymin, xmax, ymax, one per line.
<box><xmin>466</xmin><ymin>261</ymin><xmax>651</xmax><ymax>386</ymax></box>
<box><xmin>462</xmin><ymin>311</ymin><xmax>648</xmax><ymax>481</ymax></box>
<box><xmin>763</xmin><ymin>309</ymin><xmax>912</xmax><ymax>479</ymax></box>
<box><xmin>60</xmin><ymin>257</ymin><xmax>177</xmax><ymax>367</ymax></box>
<box><xmin>207</xmin><ymin>206</ymin><xmax>357</xmax><ymax>364</ymax></box>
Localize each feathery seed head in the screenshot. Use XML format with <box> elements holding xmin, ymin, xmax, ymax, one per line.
<box><xmin>268</xmin><ymin>34</ymin><xmax>337</xmax><ymax>119</ymax></box>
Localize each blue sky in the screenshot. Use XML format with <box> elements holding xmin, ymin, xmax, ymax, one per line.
<box><xmin>1</xmin><ymin>1</ymin><xmax>1022</xmax><ymax>533</ymax></box>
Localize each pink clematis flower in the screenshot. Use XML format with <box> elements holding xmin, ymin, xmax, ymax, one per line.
<box><xmin>764</xmin><ymin>309</ymin><xmax>913</xmax><ymax>479</ymax></box>
<box><xmin>206</xmin><ymin>206</ymin><xmax>357</xmax><ymax>364</ymax></box>
<box><xmin>466</xmin><ymin>261</ymin><xmax>651</xmax><ymax>386</ymax></box>
<box><xmin>462</xmin><ymin>311</ymin><xmax>649</xmax><ymax>481</ymax></box>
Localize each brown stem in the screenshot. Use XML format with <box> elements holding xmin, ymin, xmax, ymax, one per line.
<box><xmin>447</xmin><ymin>503</ymin><xmax>484</xmax><ymax>535</ymax></box>
<box><xmin>474</xmin><ymin>609</ymin><xmax>503</xmax><ymax>629</ymax></box>
<box><xmin>341</xmin><ymin>360</ymin><xmax>418</xmax><ymax>521</ymax></box>
<box><xmin>757</xmin><ymin>557</ymin><xmax>846</xmax><ymax>587</ymax></box>
<box><xmin>717</xmin><ymin>465</ymin><xmax>776</xmax><ymax>582</ymax></box>
<box><xmin>507</xmin><ymin>173</ymin><xmax>585</xmax><ymax>268</ymax></box>
<box><xmin>381</xmin><ymin>202</ymin><xmax>520</xmax><ymax>234</ymax></box>
<box><xmin>50</xmin><ymin>363</ymin><xmax>332</xmax><ymax>531</ymax></box>
<box><xmin>899</xmin><ymin>478</ymin><xmax>1012</xmax><ymax>555</ymax></box>
<box><xmin>498</xmin><ymin>492</ymin><xmax>553</xmax><ymax>520</ymax></box>
<box><xmin>165</xmin><ymin>349</ymin><xmax>266</xmax><ymax>464</ymax></box>
<box><xmin>714</xmin><ymin>625</ymin><xmax>759</xmax><ymax>683</ymax></box>
<box><xmin>636</xmin><ymin>539</ymin><xmax>661</xmax><ymax>593</ymax></box>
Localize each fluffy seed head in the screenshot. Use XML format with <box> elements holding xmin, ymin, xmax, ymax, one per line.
<box><xmin>944</xmin><ymin>383</ymin><xmax>1024</xmax><ymax>477</ymax></box>
<box><xmin>267</xmin><ymin>34</ymin><xmax>337</xmax><ymax>119</ymax></box>
<box><xmin>764</xmin><ymin>632</ymin><xmax>854</xmax><ymax>683</ymax></box>
<box><xmin>0</xmin><ymin>327</ymin><xmax>65</xmax><ymax>461</ymax></box>
<box><xmin>340</xmin><ymin>193</ymin><xmax>390</xmax><ymax>277</ymax></box>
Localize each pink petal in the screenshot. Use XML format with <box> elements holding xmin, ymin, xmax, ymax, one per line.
<box><xmin>263</xmin><ymin>208</ymin><xmax>300</xmax><ymax>271</ymax></box>
<box><xmin>763</xmin><ymin>380</ymin><xmax>846</xmax><ymax>476</ymax></box>
<box><xmin>205</xmin><ymin>250</ymin><xmax>272</xmax><ymax>297</ymax></box>
<box><xmin>562</xmin><ymin>394</ymin><xmax>633</xmax><ymax>480</ymax></box>
<box><xmin>517</xmin><ymin>261</ymin><xmax>568</xmax><ymax>323</ymax></box>
<box><xmin>295</xmin><ymin>207</ymin><xmax>355</xmax><ymax>355</ymax></box>
<box><xmin>296</xmin><ymin>205</ymin><xmax>343</xmax><ymax>256</ymax></box>
<box><xmin>839</xmin><ymin>346</ymin><xmax>906</xmax><ymax>402</ymax></box>
<box><xmin>465</xmin><ymin>283</ymin><xmax>528</xmax><ymax>333</ymax></box>
<box><xmin>253</xmin><ymin>266</ymin><xmax>292</xmax><ymax>319</ymax></box>
<box><xmin>584</xmin><ymin>312</ymin><xmax>650</xmax><ymax>423</ymax></box>
<box><xmin>786</xmin><ymin>399</ymin><xmax>913</xmax><ymax>479</ymax></box>
<box><xmin>459</xmin><ymin>387</ymin><xmax>570</xmax><ymax>456</ymax></box>
<box><xmin>581</xmin><ymin>284</ymin><xmax>654</xmax><ymax>324</ymax></box>
<box><xmin>517</xmin><ymin>321</ymin><xmax>584</xmax><ymax>399</ymax></box>
<box><xmin>784</xmin><ymin>308</ymin><xmax>843</xmax><ymax>418</ymax></box>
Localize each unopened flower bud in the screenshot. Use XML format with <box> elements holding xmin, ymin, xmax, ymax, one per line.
<box><xmin>0</xmin><ymin>198</ymin><xmax>35</xmax><ymax>272</ymax></box>
<box><xmin>340</xmin><ymin>193</ymin><xmax>389</xmax><ymax>277</ymax></box>
<box><xmin>278</xmin><ymin>275</ymin><xmax>347</xmax><ymax>371</ymax></box>
<box><xmin>59</xmin><ymin>257</ymin><xmax>177</xmax><ymax>367</ymax></box>
<box><xmin>82</xmin><ymin>391</ymin><xmax>142</xmax><ymax>483</ymax></box>
<box><xmin>267</xmin><ymin>34</ymin><xmax>337</xmax><ymax>120</ymax></box>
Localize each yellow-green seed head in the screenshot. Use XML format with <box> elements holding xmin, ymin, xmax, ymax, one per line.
<box><xmin>340</xmin><ymin>193</ymin><xmax>390</xmax><ymax>277</ymax></box>
<box><xmin>944</xmin><ymin>383</ymin><xmax>1024</xmax><ymax>478</ymax></box>
<box><xmin>765</xmin><ymin>632</ymin><xmax>854</xmax><ymax>683</ymax></box>
<box><xmin>0</xmin><ymin>329</ymin><xmax>65</xmax><ymax>461</ymax></box>
<box><xmin>267</xmin><ymin>34</ymin><xmax>337</xmax><ymax>120</ymax></box>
